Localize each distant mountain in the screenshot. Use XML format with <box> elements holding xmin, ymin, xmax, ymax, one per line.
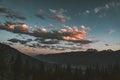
<box><xmin>35</xmin><ymin>49</ymin><xmax>120</xmax><ymax>66</ymax></box>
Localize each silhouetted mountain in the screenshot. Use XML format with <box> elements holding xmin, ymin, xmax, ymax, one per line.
<box><xmin>35</xmin><ymin>49</ymin><xmax>120</xmax><ymax>66</ymax></box>
<box><xmin>0</xmin><ymin>43</ymin><xmax>44</xmax><ymax>64</ymax></box>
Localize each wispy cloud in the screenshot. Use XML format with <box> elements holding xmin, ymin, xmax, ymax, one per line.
<box><xmin>81</xmin><ymin>25</ymin><xmax>90</xmax><ymax>31</ymax></box>
<box><xmin>94</xmin><ymin>1</ymin><xmax>120</xmax><ymax>14</ymax></box>
<box><xmin>108</xmin><ymin>29</ymin><xmax>115</xmax><ymax>34</ymax></box>
<box><xmin>0</xmin><ymin>5</ymin><xmax>26</xmax><ymax>20</ymax></box>
<box><xmin>35</xmin><ymin>9</ymin><xmax>45</xmax><ymax>20</ymax></box>
<box><xmin>78</xmin><ymin>1</ymin><xmax>120</xmax><ymax>17</ymax></box>
<box><xmin>49</xmin><ymin>9</ymin><xmax>70</xmax><ymax>23</ymax></box>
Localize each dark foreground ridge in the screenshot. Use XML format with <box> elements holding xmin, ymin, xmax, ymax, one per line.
<box><xmin>0</xmin><ymin>43</ymin><xmax>120</xmax><ymax>80</ymax></box>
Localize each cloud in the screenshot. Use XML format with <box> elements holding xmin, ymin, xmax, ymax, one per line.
<box><xmin>8</xmin><ymin>38</ymin><xmax>27</xmax><ymax>44</ymax></box>
<box><xmin>0</xmin><ymin>22</ymin><xmax>100</xmax><ymax>51</ymax></box>
<box><xmin>27</xmin><ymin>42</ymin><xmax>83</xmax><ymax>51</ymax></box>
<box><xmin>61</xmin><ymin>25</ymin><xmax>93</xmax><ymax>44</ymax></box>
<box><xmin>1</xmin><ymin>24</ymin><xmax>92</xmax><ymax>44</ymax></box>
<box><xmin>0</xmin><ymin>22</ymin><xmax>28</xmax><ymax>33</ymax></box>
<box><xmin>5</xmin><ymin>12</ymin><xmax>26</xmax><ymax>20</ymax></box>
<box><xmin>77</xmin><ymin>1</ymin><xmax>120</xmax><ymax>17</ymax></box>
<box><xmin>105</xmin><ymin>44</ymin><xmax>110</xmax><ymax>46</ymax></box>
<box><xmin>65</xmin><ymin>39</ymin><xmax>93</xmax><ymax>44</ymax></box>
<box><xmin>14</xmin><ymin>21</ymin><xmax>25</xmax><ymax>25</ymax></box>
<box><xmin>94</xmin><ymin>7</ymin><xmax>102</xmax><ymax>14</ymax></box>
<box><xmin>0</xmin><ymin>5</ymin><xmax>10</xmax><ymax>13</ymax></box>
<box><xmin>34</xmin><ymin>38</ymin><xmax>59</xmax><ymax>44</ymax></box>
<box><xmin>81</xmin><ymin>25</ymin><xmax>90</xmax><ymax>31</ymax></box>
<box><xmin>49</xmin><ymin>9</ymin><xmax>70</xmax><ymax>23</ymax></box>
<box><xmin>86</xmin><ymin>10</ymin><xmax>90</xmax><ymax>14</ymax></box>
<box><xmin>108</xmin><ymin>29</ymin><xmax>115</xmax><ymax>34</ymax></box>
<box><xmin>41</xmin><ymin>40</ymin><xmax>59</xmax><ymax>44</ymax></box>
<box><xmin>14</xmin><ymin>24</ymin><xmax>28</xmax><ymax>33</ymax></box>
<box><xmin>39</xmin><ymin>28</ymin><xmax>47</xmax><ymax>33</ymax></box>
<box><xmin>83</xmin><ymin>10</ymin><xmax>91</xmax><ymax>16</ymax></box>
<box><xmin>0</xmin><ymin>22</ymin><xmax>96</xmax><ymax>45</ymax></box>
<box><xmin>94</xmin><ymin>1</ymin><xmax>120</xmax><ymax>14</ymax></box>
<box><xmin>35</xmin><ymin>9</ymin><xmax>45</xmax><ymax>20</ymax></box>
<box><xmin>0</xmin><ymin>5</ymin><xmax>26</xmax><ymax>20</ymax></box>
<box><xmin>61</xmin><ymin>28</ymin><xmax>67</xmax><ymax>33</ymax></box>
<box><xmin>48</xmin><ymin>24</ymin><xmax>54</xmax><ymax>28</ymax></box>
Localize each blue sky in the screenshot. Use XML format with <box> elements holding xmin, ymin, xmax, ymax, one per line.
<box><xmin>0</xmin><ymin>0</ymin><xmax>120</xmax><ymax>54</ymax></box>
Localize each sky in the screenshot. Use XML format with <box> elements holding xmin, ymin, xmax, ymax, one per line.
<box><xmin>0</xmin><ymin>0</ymin><xmax>120</xmax><ymax>54</ymax></box>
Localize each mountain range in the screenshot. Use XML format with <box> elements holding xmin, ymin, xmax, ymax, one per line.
<box><xmin>35</xmin><ymin>49</ymin><xmax>120</xmax><ymax>66</ymax></box>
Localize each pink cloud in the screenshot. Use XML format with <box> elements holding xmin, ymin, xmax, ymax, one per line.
<box><xmin>81</xmin><ymin>25</ymin><xmax>91</xmax><ymax>31</ymax></box>
<box><xmin>108</xmin><ymin>29</ymin><xmax>115</xmax><ymax>34</ymax></box>
<box><xmin>49</xmin><ymin>9</ymin><xmax>70</xmax><ymax>23</ymax></box>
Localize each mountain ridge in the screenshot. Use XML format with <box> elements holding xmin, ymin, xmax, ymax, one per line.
<box><xmin>35</xmin><ymin>49</ymin><xmax>120</xmax><ymax>66</ymax></box>
<box><xmin>0</xmin><ymin>43</ymin><xmax>45</xmax><ymax>64</ymax></box>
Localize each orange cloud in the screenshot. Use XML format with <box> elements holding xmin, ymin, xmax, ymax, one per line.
<box><xmin>61</xmin><ymin>28</ymin><xmax>67</xmax><ymax>32</ymax></box>
<box><xmin>8</xmin><ymin>24</ymin><xmax>15</xmax><ymax>30</ymax></box>
<box><xmin>62</xmin><ymin>26</ymin><xmax>87</xmax><ymax>42</ymax></box>
<box><xmin>40</xmin><ymin>28</ymin><xmax>47</xmax><ymax>33</ymax></box>
<box><xmin>0</xmin><ymin>22</ymin><xmax>94</xmax><ymax>44</ymax></box>
<box><xmin>20</xmin><ymin>24</ymin><xmax>28</xmax><ymax>32</ymax></box>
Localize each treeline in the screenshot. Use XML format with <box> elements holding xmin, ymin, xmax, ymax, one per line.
<box><xmin>0</xmin><ymin>54</ymin><xmax>120</xmax><ymax>80</ymax></box>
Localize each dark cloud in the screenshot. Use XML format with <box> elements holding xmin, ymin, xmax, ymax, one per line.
<box><xmin>3</xmin><ymin>20</ymin><xmax>24</xmax><ymax>25</ymax></box>
<box><xmin>67</xmin><ymin>39</ymin><xmax>93</xmax><ymax>44</ymax></box>
<box><xmin>105</xmin><ymin>44</ymin><xmax>110</xmax><ymax>46</ymax></box>
<box><xmin>40</xmin><ymin>40</ymin><xmax>59</xmax><ymax>44</ymax></box>
<box><xmin>4</xmin><ymin>20</ymin><xmax>15</xmax><ymax>25</ymax></box>
<box><xmin>34</xmin><ymin>38</ymin><xmax>59</xmax><ymax>44</ymax></box>
<box><xmin>0</xmin><ymin>5</ymin><xmax>10</xmax><ymax>13</ymax></box>
<box><xmin>0</xmin><ymin>5</ymin><xmax>26</xmax><ymax>20</ymax></box>
<box><xmin>8</xmin><ymin>38</ymin><xmax>32</xmax><ymax>45</ymax></box>
<box><xmin>26</xmin><ymin>42</ymin><xmax>82</xmax><ymax>51</ymax></box>
<box><xmin>12</xmin><ymin>21</ymin><xmax>25</xmax><ymax>25</ymax></box>
<box><xmin>0</xmin><ymin>21</ymin><xmax>28</xmax><ymax>33</ymax></box>
<box><xmin>5</xmin><ymin>12</ymin><xmax>26</xmax><ymax>20</ymax></box>
<box><xmin>8</xmin><ymin>38</ymin><xmax>27</xmax><ymax>44</ymax></box>
<box><xmin>0</xmin><ymin>23</ymin><xmax>95</xmax><ymax>45</ymax></box>
<box><xmin>35</xmin><ymin>9</ymin><xmax>45</xmax><ymax>20</ymax></box>
<box><xmin>26</xmin><ymin>39</ymin><xmax>32</xmax><ymax>42</ymax></box>
<box><xmin>29</xmin><ymin>31</ymin><xmax>94</xmax><ymax>44</ymax></box>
